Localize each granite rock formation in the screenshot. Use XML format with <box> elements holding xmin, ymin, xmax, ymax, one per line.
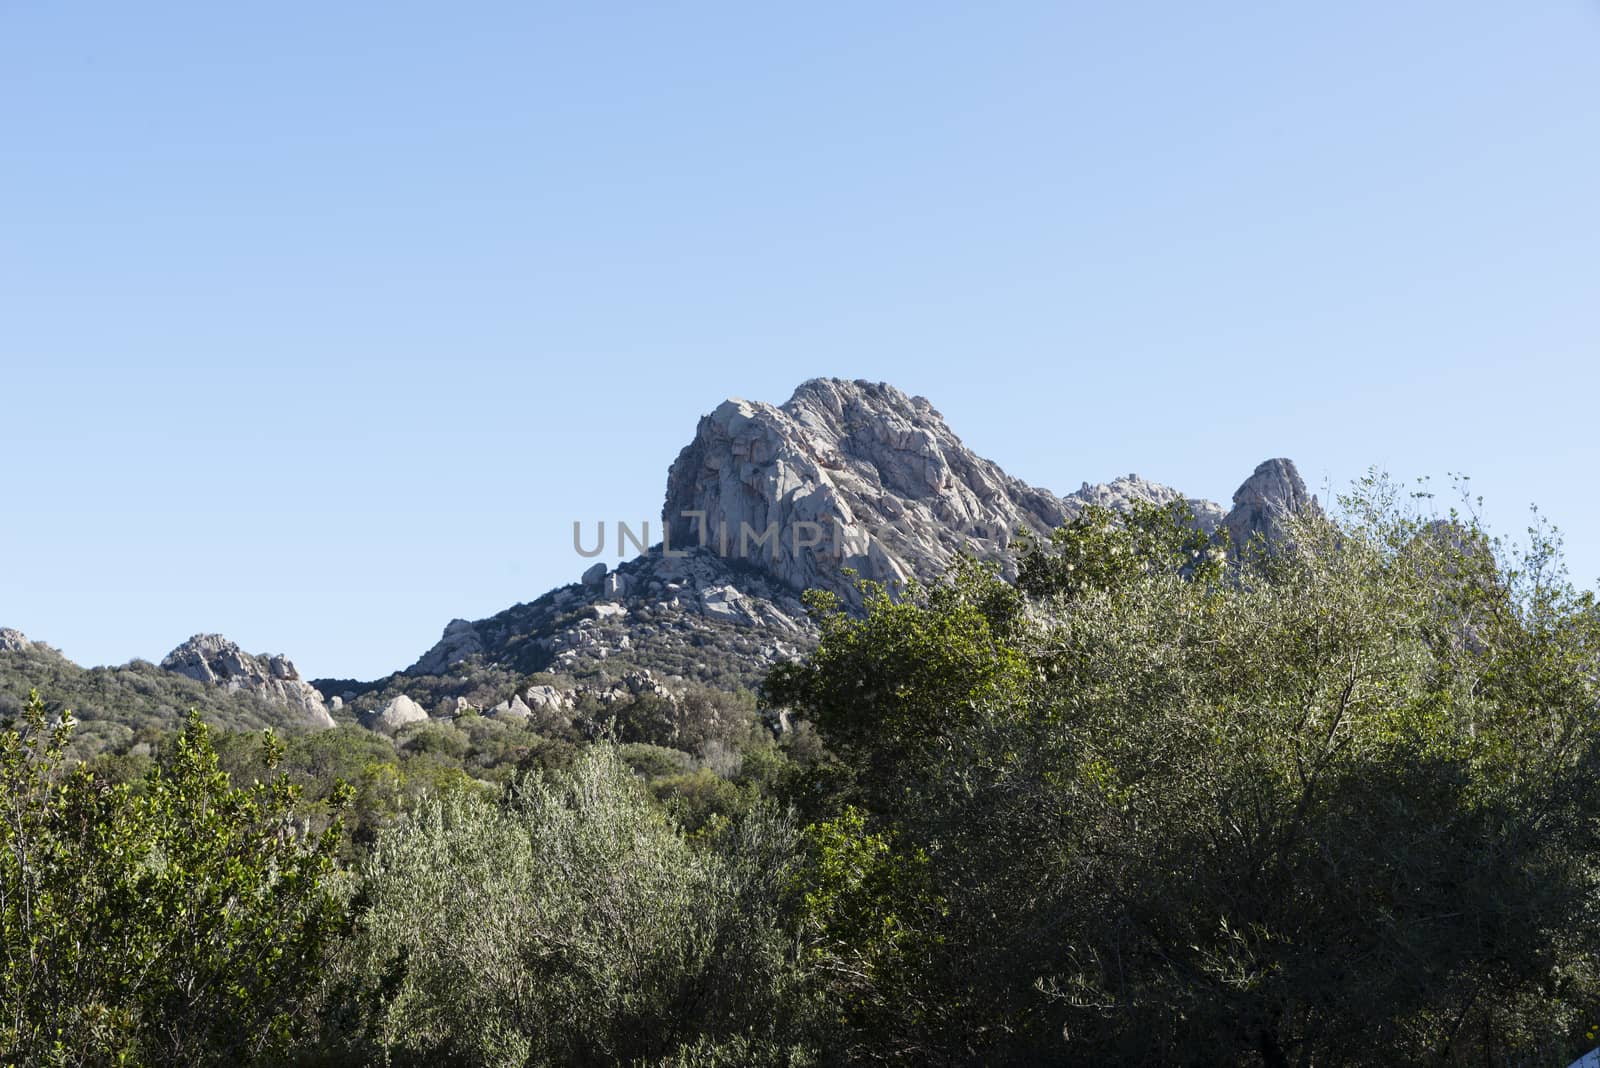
<box><xmin>161</xmin><ymin>634</ymin><xmax>334</xmax><ymax>729</ymax></box>
<box><xmin>0</xmin><ymin>629</ymin><xmax>38</xmax><ymax>654</ymax></box>
<box><xmin>661</xmin><ymin>379</ymin><xmax>1208</xmax><ymax>605</ymax></box>
<box><xmin>1068</xmin><ymin>474</ymin><xmax>1227</xmax><ymax>534</ymax></box>
<box><xmin>363</xmin><ymin>693</ymin><xmax>428</xmax><ymax>733</ymax></box>
<box><xmin>394</xmin><ymin>380</ymin><xmax>1319</xmax><ymax>711</ymax></box>
<box><xmin>1224</xmin><ymin>458</ymin><xmax>1320</xmax><ymax>553</ymax></box>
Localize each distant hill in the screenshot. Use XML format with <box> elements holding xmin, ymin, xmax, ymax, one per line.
<box><xmin>0</xmin><ymin>630</ymin><xmax>332</xmax><ymax>757</ymax></box>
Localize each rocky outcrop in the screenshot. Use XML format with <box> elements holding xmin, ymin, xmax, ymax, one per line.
<box><xmin>523</xmin><ymin>685</ymin><xmax>572</xmax><ymax>715</ymax></box>
<box><xmin>662</xmin><ymin>379</ymin><xmax>1205</xmax><ymax>605</ymax></box>
<box><xmin>1223</xmin><ymin>459</ymin><xmax>1320</xmax><ymax>554</ymax></box>
<box><xmin>408</xmin><ymin>619</ymin><xmax>486</xmax><ymax>676</ymax></box>
<box><xmin>488</xmin><ymin>694</ymin><xmax>533</xmax><ymax>720</ymax></box>
<box><xmin>387</xmin><ymin>379</ymin><xmax>1314</xmax><ymax>719</ymax></box>
<box><xmin>161</xmin><ymin>634</ymin><xmax>334</xmax><ymax>729</ymax></box>
<box><xmin>0</xmin><ymin>628</ymin><xmax>66</xmax><ymax>659</ymax></box>
<box><xmin>1067</xmin><ymin>475</ymin><xmax>1227</xmax><ymax>533</ymax></box>
<box><xmin>595</xmin><ymin>668</ymin><xmax>675</xmax><ymax>706</ymax></box>
<box><xmin>0</xmin><ymin>629</ymin><xmax>37</xmax><ymax>654</ymax></box>
<box><xmin>363</xmin><ymin>694</ymin><xmax>428</xmax><ymax>732</ymax></box>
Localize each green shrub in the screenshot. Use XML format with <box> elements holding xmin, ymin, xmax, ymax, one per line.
<box><xmin>0</xmin><ymin>696</ymin><xmax>348</xmax><ymax>1065</ymax></box>
<box><xmin>342</xmin><ymin>744</ymin><xmax>808</xmax><ymax>1066</ymax></box>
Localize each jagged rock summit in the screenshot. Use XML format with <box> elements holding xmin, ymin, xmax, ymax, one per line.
<box><xmin>1225</xmin><ymin>458</ymin><xmax>1321</xmax><ymax>553</ymax></box>
<box><xmin>1069</xmin><ymin>473</ymin><xmax>1228</xmax><ymax>533</ymax></box>
<box><xmin>398</xmin><ymin>379</ymin><xmax>1317</xmax><ymax>705</ymax></box>
<box><xmin>161</xmin><ymin>634</ymin><xmax>334</xmax><ymax>729</ymax></box>
<box><xmin>663</xmin><ymin>379</ymin><xmax>1220</xmax><ymax>606</ymax></box>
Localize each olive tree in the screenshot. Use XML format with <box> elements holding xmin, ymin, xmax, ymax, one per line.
<box><xmin>343</xmin><ymin>743</ymin><xmax>813</xmax><ymax>1067</ymax></box>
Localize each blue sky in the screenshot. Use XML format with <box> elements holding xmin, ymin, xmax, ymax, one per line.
<box><xmin>3</xmin><ymin>2</ymin><xmax>1597</xmax><ymax>679</ymax></box>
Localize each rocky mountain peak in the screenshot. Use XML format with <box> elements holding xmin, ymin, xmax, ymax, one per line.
<box><xmin>1068</xmin><ymin>474</ymin><xmax>1229</xmax><ymax>533</ymax></box>
<box><xmin>662</xmin><ymin>378</ymin><xmax>1205</xmax><ymax>605</ymax></box>
<box><xmin>1224</xmin><ymin>458</ymin><xmax>1320</xmax><ymax>552</ymax></box>
<box><xmin>161</xmin><ymin>634</ymin><xmax>334</xmax><ymax>729</ymax></box>
<box><xmin>402</xmin><ymin>380</ymin><xmax>1318</xmax><ymax>706</ymax></box>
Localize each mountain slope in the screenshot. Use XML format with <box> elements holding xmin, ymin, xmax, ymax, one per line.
<box><xmin>0</xmin><ymin>630</ymin><xmax>334</xmax><ymax>757</ymax></box>
<box><xmin>3</xmin><ymin>379</ymin><xmax>1318</xmax><ymax>741</ymax></box>
<box><xmin>367</xmin><ymin>379</ymin><xmax>1312</xmax><ymax>721</ymax></box>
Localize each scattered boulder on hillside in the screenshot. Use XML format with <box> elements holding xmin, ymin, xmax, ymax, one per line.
<box><xmin>363</xmin><ymin>694</ymin><xmax>428</xmax><ymax>733</ymax></box>
<box><xmin>596</xmin><ymin>669</ymin><xmax>674</xmax><ymax>705</ymax></box>
<box><xmin>488</xmin><ymin>694</ymin><xmax>533</xmax><ymax>720</ymax></box>
<box><xmin>523</xmin><ymin>685</ymin><xmax>572</xmax><ymax>714</ymax></box>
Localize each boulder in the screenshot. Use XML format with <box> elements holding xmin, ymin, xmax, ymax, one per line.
<box><xmin>523</xmin><ymin>685</ymin><xmax>572</xmax><ymax>713</ymax></box>
<box><xmin>363</xmin><ymin>694</ymin><xmax>428</xmax><ymax>733</ymax></box>
<box><xmin>489</xmin><ymin>694</ymin><xmax>533</xmax><ymax>720</ymax></box>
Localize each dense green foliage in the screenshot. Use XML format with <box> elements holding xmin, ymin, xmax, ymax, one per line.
<box><xmin>0</xmin><ymin>648</ymin><xmax>318</xmax><ymax>759</ymax></box>
<box><xmin>7</xmin><ymin>480</ymin><xmax>1600</xmax><ymax>1065</ymax></box>
<box><xmin>335</xmin><ymin>746</ymin><xmax>808</xmax><ymax>1066</ymax></box>
<box><xmin>769</xmin><ymin>488</ymin><xmax>1600</xmax><ymax>1064</ymax></box>
<box><xmin>1</xmin><ymin>699</ymin><xmax>346</xmax><ymax>1066</ymax></box>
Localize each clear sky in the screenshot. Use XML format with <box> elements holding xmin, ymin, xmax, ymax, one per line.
<box><xmin>3</xmin><ymin>2</ymin><xmax>1597</xmax><ymax>680</ymax></box>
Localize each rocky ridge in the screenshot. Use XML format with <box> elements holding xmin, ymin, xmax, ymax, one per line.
<box><xmin>3</xmin><ymin>379</ymin><xmax>1320</xmax><ymax>742</ymax></box>
<box><xmin>661</xmin><ymin>380</ymin><xmax>1243</xmax><ymax>607</ymax></box>
<box><xmin>0</xmin><ymin>629</ymin><xmax>43</xmax><ymax>655</ymax></box>
<box><xmin>385</xmin><ymin>379</ymin><xmax>1316</xmax><ymax>723</ymax></box>
<box><xmin>161</xmin><ymin>634</ymin><xmax>335</xmax><ymax>729</ymax></box>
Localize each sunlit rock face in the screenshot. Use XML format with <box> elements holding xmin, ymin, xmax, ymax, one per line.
<box><xmin>362</xmin><ymin>693</ymin><xmax>427</xmax><ymax>733</ymax></box>
<box><xmin>662</xmin><ymin>378</ymin><xmax>1209</xmax><ymax>604</ymax></box>
<box><xmin>398</xmin><ymin>378</ymin><xmax>1310</xmax><ymax>704</ymax></box>
<box><xmin>1223</xmin><ymin>458</ymin><xmax>1321</xmax><ymax>554</ymax></box>
<box><xmin>161</xmin><ymin>633</ymin><xmax>334</xmax><ymax>729</ymax></box>
<box><xmin>0</xmin><ymin>629</ymin><xmax>38</xmax><ymax>653</ymax></box>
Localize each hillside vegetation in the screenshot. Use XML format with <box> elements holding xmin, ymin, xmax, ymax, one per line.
<box><xmin>0</xmin><ymin>646</ymin><xmax>323</xmax><ymax>759</ymax></box>
<box><xmin>4</xmin><ymin>477</ymin><xmax>1600</xmax><ymax>1066</ymax></box>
